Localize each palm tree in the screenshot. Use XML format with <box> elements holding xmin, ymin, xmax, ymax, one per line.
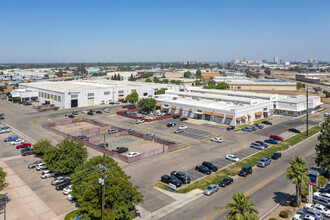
<box><xmin>286</xmin><ymin>156</ymin><xmax>309</xmax><ymax>206</ymax></box>
<box><xmin>225</xmin><ymin>192</ymin><xmax>259</xmax><ymax>220</ymax></box>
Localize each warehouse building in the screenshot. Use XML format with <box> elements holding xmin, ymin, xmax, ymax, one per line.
<box><xmin>19</xmin><ymin>80</ymin><xmax>169</xmax><ymax>109</ymax></box>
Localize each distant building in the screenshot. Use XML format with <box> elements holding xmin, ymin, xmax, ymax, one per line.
<box><xmin>164</xmin><ymin>72</ymin><xmax>184</xmax><ymax>78</ymax></box>
<box><xmin>201</xmin><ymin>72</ymin><xmax>220</xmax><ymax>80</ymax></box>
<box><xmin>308</xmin><ymin>58</ymin><xmax>318</xmax><ymax>64</ymax></box>
<box><xmin>274</xmin><ymin>57</ymin><xmax>279</xmax><ymax>64</ymax></box>
<box><xmin>296</xmin><ymin>73</ymin><xmax>329</xmax><ymax>83</ymax></box>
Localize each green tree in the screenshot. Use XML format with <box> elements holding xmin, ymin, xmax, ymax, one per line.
<box><xmin>138</xmin><ymin>98</ymin><xmax>156</xmax><ymax>110</ymax></box>
<box><xmin>264</xmin><ymin>69</ymin><xmax>271</xmax><ymax>75</ymax></box>
<box><xmin>0</xmin><ymin>167</ymin><xmax>8</xmax><ymax>191</ymax></box>
<box><xmin>225</xmin><ymin>192</ymin><xmax>259</xmax><ymax>220</ymax></box>
<box><xmin>194</xmin><ymin>80</ymin><xmax>201</xmax><ymax>86</ymax></box>
<box><xmin>196</xmin><ymin>69</ymin><xmax>202</xmax><ymax>79</ymax></box>
<box><xmin>162</xmin><ymin>79</ymin><xmax>169</xmax><ymax>84</ymax></box>
<box><xmin>175</xmin><ymin>80</ymin><xmax>181</xmax><ymax>85</ymax></box>
<box><xmin>33</xmin><ymin>139</ymin><xmax>53</xmax><ymax>156</ymax></box>
<box><xmin>296</xmin><ymin>82</ymin><xmax>305</xmax><ymax>90</ymax></box>
<box><xmin>315</xmin><ymin>116</ymin><xmax>330</xmax><ymax>177</ymax></box>
<box><xmin>0</xmin><ymin>86</ymin><xmax>4</xmax><ymax>93</ymax></box>
<box><xmin>142</xmin><ymin>72</ymin><xmax>153</xmax><ymax>78</ymax></box>
<box><xmin>286</xmin><ymin>156</ymin><xmax>309</xmax><ymax>206</ymax></box>
<box><xmin>184</xmin><ymin>71</ymin><xmax>191</xmax><ymax>78</ymax></box>
<box><xmin>125</xmin><ymin>91</ymin><xmax>139</xmax><ymax>104</ymax></box>
<box><xmin>155</xmin><ymin>88</ymin><xmax>167</xmax><ymax>95</ymax></box>
<box><xmin>0</xmin><ymin>72</ymin><xmax>4</xmax><ymax>75</ymax></box>
<box><xmin>313</xmin><ymin>87</ymin><xmax>322</xmax><ymax>93</ymax></box>
<box><xmin>43</xmin><ymin>138</ymin><xmax>87</xmax><ymax>174</ymax></box>
<box><xmin>128</xmin><ymin>74</ymin><xmax>136</xmax><ymax>81</ymax></box>
<box><xmin>216</xmin><ymin>82</ymin><xmax>229</xmax><ymax>90</ymax></box>
<box><xmin>145</xmin><ymin>78</ymin><xmax>152</xmax><ymax>83</ymax></box>
<box><xmin>71</xmin><ymin>156</ymin><xmax>143</xmax><ymax>220</ymax></box>
<box><xmin>153</xmin><ymin>77</ymin><xmax>161</xmax><ymax>83</ymax></box>
<box><xmin>323</xmin><ymin>90</ymin><xmax>330</xmax><ymax>98</ymax></box>
<box><xmin>170</xmin><ymin>79</ymin><xmax>176</xmax><ymax>84</ymax></box>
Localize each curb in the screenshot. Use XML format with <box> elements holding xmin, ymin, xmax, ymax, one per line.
<box><xmin>5</xmin><ymin>124</ymin><xmax>36</xmax><ymax>144</ymax></box>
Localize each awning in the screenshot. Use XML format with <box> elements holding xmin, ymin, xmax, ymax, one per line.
<box><xmin>194</xmin><ymin>111</ymin><xmax>203</xmax><ymax>114</ymax></box>
<box><xmin>213</xmin><ymin>112</ymin><xmax>224</xmax><ymax>117</ymax></box>
<box><xmin>203</xmin><ymin>111</ymin><xmax>213</xmax><ymax>116</ymax></box>
<box><xmin>226</xmin><ymin>115</ymin><xmax>233</xmax><ymax>119</ymax></box>
<box><xmin>156</xmin><ymin>104</ymin><xmax>161</xmax><ymax>107</ymax></box>
<box><xmin>171</xmin><ymin>106</ymin><xmax>176</xmax><ymax>110</ymax></box>
<box><xmin>188</xmin><ymin>109</ymin><xmax>192</xmax><ymax>112</ymax></box>
<box><xmin>236</xmin><ymin>117</ymin><xmax>241</xmax><ymax>122</ymax></box>
<box><xmin>241</xmin><ymin>116</ymin><xmax>247</xmax><ymax>120</ymax></box>
<box><xmin>255</xmin><ymin>112</ymin><xmax>262</xmax><ymax>116</ymax></box>
<box><xmin>162</xmin><ymin>106</ymin><xmax>170</xmax><ymax>109</ymax></box>
<box><xmin>179</xmin><ymin>107</ymin><xmax>183</xmax><ymax>111</ymax></box>
<box><xmin>248</xmin><ymin>114</ymin><xmax>251</xmax><ymax>118</ymax></box>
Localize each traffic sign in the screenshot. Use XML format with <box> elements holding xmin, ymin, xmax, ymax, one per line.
<box><xmin>169</xmin><ymin>183</ymin><xmax>176</xmax><ymax>191</ymax></box>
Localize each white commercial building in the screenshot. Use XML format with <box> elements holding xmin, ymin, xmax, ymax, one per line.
<box><xmin>19</xmin><ymin>80</ymin><xmax>170</xmax><ymax>109</ymax></box>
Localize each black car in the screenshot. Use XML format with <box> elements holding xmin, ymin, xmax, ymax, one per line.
<box><xmin>112</xmin><ymin>147</ymin><xmax>129</xmax><ymax>153</ymax></box>
<box><xmin>238</xmin><ymin>165</ymin><xmax>253</xmax><ymax>177</ymax></box>
<box><xmin>98</xmin><ymin>143</ymin><xmax>109</xmax><ymax>147</ymax></box>
<box><xmin>271</xmin><ymin>152</ymin><xmax>282</xmax><ymax>160</ymax></box>
<box><xmin>202</xmin><ymin>161</ymin><xmax>218</xmax><ymax>172</ymax></box>
<box><xmin>55</xmin><ymin>180</ymin><xmax>71</xmax><ymax>190</ymax></box>
<box><xmin>77</xmin><ymin>135</ymin><xmax>87</xmax><ymax>139</ymax></box>
<box><xmin>227</xmin><ymin>126</ymin><xmax>235</xmax><ymax>131</ymax></box>
<box><xmin>128</xmin><ymin>105</ymin><xmax>136</xmax><ymax>109</ymax></box>
<box><xmin>253</xmin><ymin>124</ymin><xmax>264</xmax><ymax>129</ymax></box>
<box><xmin>255</xmin><ymin>141</ymin><xmax>268</xmax><ymax>148</ymax></box>
<box><xmin>180</xmin><ymin>117</ymin><xmax>188</xmax><ymax>121</ymax></box>
<box><xmin>289</xmin><ymin>128</ymin><xmax>301</xmax><ymax>133</ymax></box>
<box><xmin>195</xmin><ymin>165</ymin><xmax>211</xmax><ymax>175</ymax></box>
<box><xmin>261</xmin><ymin>121</ymin><xmax>272</xmax><ymax>125</ymax></box>
<box><xmin>87</xmin><ymin>111</ymin><xmax>94</xmax><ymax>116</ymax></box>
<box><xmin>161</xmin><ymin>174</ymin><xmax>182</xmax><ymax>187</ymax></box>
<box><xmin>219</xmin><ymin>177</ymin><xmax>234</xmax><ymax>187</ymax></box>
<box><xmin>170</xmin><ymin>171</ymin><xmax>191</xmax><ymax>184</ymax></box>
<box><xmin>167</xmin><ymin>123</ymin><xmax>176</xmax><ymax>127</ymax></box>
<box><xmin>68</xmin><ymin>115</ymin><xmax>75</xmax><ymax>118</ymax></box>
<box><xmin>96</xmin><ymin>110</ymin><xmax>102</xmax><ymax>114</ymax></box>
<box><xmin>173</xmin><ymin>115</ymin><xmax>181</xmax><ymax>119</ymax></box>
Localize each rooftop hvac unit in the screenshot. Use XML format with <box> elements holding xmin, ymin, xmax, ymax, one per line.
<box><xmin>173</xmin><ymin>97</ymin><xmax>177</xmax><ymax>100</ymax></box>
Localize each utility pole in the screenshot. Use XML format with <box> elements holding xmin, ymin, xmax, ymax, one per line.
<box><xmin>306</xmin><ymin>85</ymin><xmax>309</xmax><ymax>136</ymax></box>
<box><xmin>230</xmin><ymin>147</ymin><xmax>233</xmax><ymax>177</ymax></box>
<box><xmin>101</xmin><ymin>133</ymin><xmax>106</xmax><ymax>220</ymax></box>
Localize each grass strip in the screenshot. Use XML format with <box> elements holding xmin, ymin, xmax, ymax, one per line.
<box><xmin>156</xmin><ymin>126</ymin><xmax>321</xmax><ymax>194</ymax></box>
<box><xmin>299</xmin><ymin>113</ymin><xmax>312</xmax><ymax>119</ymax></box>
<box><xmin>167</xmin><ymin>145</ymin><xmax>190</xmax><ymax>153</ymax></box>
<box><xmin>154</xmin><ymin>124</ymin><xmax>166</xmax><ymax>129</ymax></box>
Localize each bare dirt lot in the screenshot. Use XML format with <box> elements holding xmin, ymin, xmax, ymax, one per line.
<box><xmin>55</xmin><ymin>121</ymin><xmax>100</xmax><ymax>133</ymax></box>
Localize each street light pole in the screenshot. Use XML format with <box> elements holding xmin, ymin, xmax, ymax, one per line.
<box><xmin>230</xmin><ymin>148</ymin><xmax>233</xmax><ymax>177</ymax></box>
<box><xmin>101</xmin><ymin>133</ymin><xmax>106</xmax><ymax>220</ymax></box>
<box><xmin>306</xmin><ymin>85</ymin><xmax>309</xmax><ymax>136</ymax></box>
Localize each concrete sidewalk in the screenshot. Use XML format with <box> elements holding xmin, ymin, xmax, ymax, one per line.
<box><xmin>0</xmin><ymin>155</ymin><xmax>60</xmax><ymax>220</ymax></box>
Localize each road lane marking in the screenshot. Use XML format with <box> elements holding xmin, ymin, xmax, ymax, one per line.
<box><xmin>207</xmin><ymin>149</ymin><xmax>316</xmax><ymax>220</ymax></box>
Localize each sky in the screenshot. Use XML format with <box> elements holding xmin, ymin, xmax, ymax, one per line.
<box><xmin>0</xmin><ymin>0</ymin><xmax>329</xmax><ymax>63</ymax></box>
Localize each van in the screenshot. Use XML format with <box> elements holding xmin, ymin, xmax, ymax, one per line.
<box><xmin>4</xmin><ymin>135</ymin><xmax>18</xmax><ymax>142</ymax></box>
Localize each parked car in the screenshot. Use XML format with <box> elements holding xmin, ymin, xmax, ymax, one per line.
<box><xmin>77</xmin><ymin>135</ymin><xmax>87</xmax><ymax>140</ymax></box>
<box><xmin>253</xmin><ymin>124</ymin><xmax>264</xmax><ymax>129</ymax></box>
<box><xmin>167</xmin><ymin>123</ymin><xmax>176</xmax><ymax>127</ymax></box>
<box><xmin>87</xmin><ymin>111</ymin><xmax>94</xmax><ymax>116</ymax></box>
<box><xmin>68</xmin><ymin>115</ymin><xmax>75</xmax><ymax>118</ymax></box>
<box><xmin>271</xmin><ymin>152</ymin><xmax>282</xmax><ymax>160</ymax></box>
<box><xmin>313</xmin><ymin>195</ymin><xmax>330</xmax><ymax>208</ymax></box>
<box><xmin>211</xmin><ymin>137</ymin><xmax>222</xmax><ymax>143</ymax></box>
<box><xmin>250</xmin><ymin>143</ymin><xmax>265</xmax><ymax>150</ymax></box>
<box><xmin>139</xmin><ymin>109</ymin><xmax>150</xmax><ymax>115</ymax></box>
<box><xmin>127</xmin><ymin>152</ymin><xmax>139</xmax><ymax>157</ymax></box>
<box><xmin>270</xmin><ymin>135</ymin><xmax>284</xmax><ymax>141</ymax></box>
<box><xmin>19</xmin><ymin>101</ymin><xmax>27</xmax><ymax>104</ymax></box>
<box><xmin>264</xmin><ymin>139</ymin><xmax>278</xmax><ymax>144</ymax></box>
<box><xmin>227</xmin><ymin>126</ymin><xmax>235</xmax><ymax>131</ymax></box>
<box><xmin>255</xmin><ymin>141</ymin><xmax>268</xmax><ymax>148</ymax></box>
<box><xmin>23</xmin><ymin>102</ymin><xmax>32</xmax><ymax>106</ymax></box>
<box><xmin>202</xmin><ymin>161</ymin><xmax>218</xmax><ymax>172</ymax></box>
<box><xmin>242</xmin><ymin>127</ymin><xmax>253</xmax><ymax>132</ymax></box>
<box><xmin>126</xmin><ymin>128</ymin><xmax>134</xmax><ymax>132</ymax></box>
<box><xmin>89</xmin><ymin>109</ymin><xmax>95</xmax><ymax>112</ymax></box>
<box><xmin>297</xmin><ymin>208</ymin><xmax>324</xmax><ymax>220</ymax></box>
<box><xmin>28</xmin><ymin>160</ymin><xmax>43</xmax><ymax>169</ymax></box>
<box><xmin>67</xmin><ymin>194</ymin><xmax>76</xmax><ymax>201</ymax></box>
<box><xmin>257</xmin><ymin>157</ymin><xmax>271</xmax><ymax>167</ymax></box>
<box><xmin>136</xmin><ymin>119</ymin><xmax>145</xmax><ymax>124</ymax></box>
<box><xmin>10</xmin><ymin>139</ymin><xmax>24</xmax><ymax>145</ymax></box>
<box><xmin>305</xmin><ymin>203</ymin><xmax>330</xmax><ymax>218</ymax></box>
<box><xmin>72</xmin><ymin>111</ymin><xmax>79</xmax><ymax>115</ymax></box>
<box><xmin>96</xmin><ymin>110</ymin><xmax>102</xmax><ymax>114</ymax></box>
<box><xmin>195</xmin><ymin>165</ymin><xmax>211</xmax><ymax>175</ymax></box>
<box><xmin>36</xmin><ymin>162</ymin><xmax>48</xmax><ymax>171</ymax></box>
<box><xmin>146</xmin><ymin>133</ymin><xmax>155</xmax><ymax>137</ymax></box>
<box><xmin>4</xmin><ymin>135</ymin><xmax>18</xmax><ymax>142</ymax></box>
<box><xmin>174</xmin><ymin>129</ymin><xmax>184</xmax><ymax>133</ymax></box>
<box><xmin>219</xmin><ymin>177</ymin><xmax>234</xmax><ymax>187</ymax></box>
<box><xmin>173</xmin><ymin>115</ymin><xmax>180</xmax><ymax>119</ymax></box>
<box><xmin>289</xmin><ymin>128</ymin><xmax>301</xmax><ymax>133</ymax></box>
<box><xmin>98</xmin><ymin>143</ymin><xmax>109</xmax><ymax>148</ymax></box>
<box><xmin>40</xmin><ymin>170</ymin><xmax>56</xmax><ymax>179</ymax></box>
<box><xmin>238</xmin><ymin>165</ymin><xmax>253</xmax><ymax>177</ymax></box>
<box><xmin>0</xmin><ymin>128</ymin><xmax>10</xmax><ymax>133</ymax></box>
<box><xmin>251</xmin><ymin>125</ymin><xmax>259</xmax><ymax>131</ymax></box>
<box><xmin>108</xmin><ymin>129</ymin><xmax>118</xmax><ymax>134</ymax></box>
<box><xmin>103</xmin><ymin>108</ymin><xmax>110</xmax><ymax>113</ymax></box>
<box><xmin>16</xmin><ymin>143</ymin><xmax>31</xmax><ymax>149</ymax></box>
<box><xmin>170</xmin><ymin>171</ymin><xmax>191</xmax><ymax>184</ymax></box>
<box><xmin>21</xmin><ymin>147</ymin><xmax>34</xmax><ymax>156</ymax></box>
<box><xmin>63</xmin><ymin>185</ymin><xmax>72</xmax><ymax>195</ymax></box>
<box><xmin>81</xmin><ymin>110</ymin><xmax>88</xmax><ymax>114</ymax></box>
<box><xmin>262</xmin><ymin>121</ymin><xmax>273</xmax><ymax>125</ymax></box>
<box><xmin>179</xmin><ymin>125</ymin><xmax>188</xmax><ymax>130</ymax></box>
<box><xmin>55</xmin><ymin>180</ymin><xmax>72</xmax><ymax>190</ymax></box>
<box><xmin>161</xmin><ymin>174</ymin><xmax>182</xmax><ymax>187</ymax></box>
<box><xmin>204</xmin><ymin>184</ymin><xmax>219</xmax><ymax>196</ymax></box>
<box><xmin>226</xmin><ymin>154</ymin><xmax>240</xmax><ymax>162</ymax></box>
<box><xmin>51</xmin><ymin>176</ymin><xmax>71</xmax><ymax>185</ymax></box>
<box><xmin>314</xmin><ymin>192</ymin><xmax>330</xmax><ymax>200</ymax></box>
<box><xmin>324</xmin><ymin>112</ymin><xmax>330</xmax><ymax>117</ymax></box>
<box><xmin>112</xmin><ymin>147</ymin><xmax>129</xmax><ymax>153</ymax></box>
<box><xmin>128</xmin><ymin>105</ymin><xmax>136</xmax><ymax>109</ymax></box>
<box><xmin>180</xmin><ymin>117</ymin><xmax>188</xmax><ymax>121</ymax></box>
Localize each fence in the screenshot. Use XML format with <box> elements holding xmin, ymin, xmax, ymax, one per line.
<box><xmin>116</xmin><ymin>109</ymin><xmax>182</xmax><ymax>122</ymax></box>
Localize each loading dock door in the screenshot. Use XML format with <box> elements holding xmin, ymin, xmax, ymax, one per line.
<box><xmin>88</xmin><ymin>98</ymin><xmax>94</xmax><ymax>106</ymax></box>
<box><xmin>71</xmin><ymin>99</ymin><xmax>78</xmax><ymax>108</ymax></box>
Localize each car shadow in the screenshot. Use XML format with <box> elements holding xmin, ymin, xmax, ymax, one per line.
<box><xmin>272</xmin><ymin>191</ymin><xmax>293</xmax><ymax>205</ymax></box>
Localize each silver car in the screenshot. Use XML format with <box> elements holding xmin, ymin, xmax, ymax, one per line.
<box><xmin>204</xmin><ymin>184</ymin><xmax>219</xmax><ymax>196</ymax></box>
<box><xmin>250</xmin><ymin>143</ymin><xmax>265</xmax><ymax>150</ymax></box>
<box><xmin>298</xmin><ymin>208</ymin><xmax>324</xmax><ymax>220</ymax></box>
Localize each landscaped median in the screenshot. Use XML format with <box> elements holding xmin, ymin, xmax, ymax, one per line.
<box><xmin>155</xmin><ymin>126</ymin><xmax>321</xmax><ymax>193</ymax></box>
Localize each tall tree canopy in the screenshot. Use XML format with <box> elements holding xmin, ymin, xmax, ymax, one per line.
<box><xmin>125</xmin><ymin>91</ymin><xmax>139</xmax><ymax>104</ymax></box>
<box><xmin>71</xmin><ymin>156</ymin><xmax>143</xmax><ymax>220</ymax></box>
<box><xmin>315</xmin><ymin>116</ymin><xmax>330</xmax><ymax>177</ymax></box>
<box><xmin>196</xmin><ymin>69</ymin><xmax>202</xmax><ymax>79</ymax></box>
<box><xmin>33</xmin><ymin>139</ymin><xmax>53</xmax><ymax>156</ymax></box>
<box><xmin>0</xmin><ymin>167</ymin><xmax>8</xmax><ymax>191</ymax></box>
<box><xmin>225</xmin><ymin>192</ymin><xmax>259</xmax><ymax>220</ymax></box>
<box><xmin>138</xmin><ymin>98</ymin><xmax>156</xmax><ymax>110</ymax></box>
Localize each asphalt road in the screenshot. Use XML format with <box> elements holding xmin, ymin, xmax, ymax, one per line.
<box><xmin>159</xmin><ymin>134</ymin><xmax>320</xmax><ymax>220</ymax></box>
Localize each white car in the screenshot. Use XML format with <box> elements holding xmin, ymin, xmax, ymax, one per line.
<box><xmin>40</xmin><ymin>170</ymin><xmax>56</xmax><ymax>179</ymax></box>
<box><xmin>146</xmin><ymin>133</ymin><xmax>155</xmax><ymax>137</ymax></box>
<box><xmin>127</xmin><ymin>152</ymin><xmax>139</xmax><ymax>157</ymax></box>
<box><xmin>67</xmin><ymin>194</ymin><xmax>76</xmax><ymax>201</ymax></box>
<box><xmin>136</xmin><ymin>119</ymin><xmax>145</xmax><ymax>124</ymax></box>
<box><xmin>179</xmin><ymin>125</ymin><xmax>188</xmax><ymax>130</ymax></box>
<box><xmin>324</xmin><ymin>112</ymin><xmax>330</xmax><ymax>117</ymax></box>
<box><xmin>174</xmin><ymin>129</ymin><xmax>184</xmax><ymax>133</ymax></box>
<box><xmin>10</xmin><ymin>139</ymin><xmax>25</xmax><ymax>145</ymax></box>
<box><xmin>36</xmin><ymin>163</ymin><xmax>48</xmax><ymax>171</ymax></box>
<box><xmin>292</xmin><ymin>214</ymin><xmax>316</xmax><ymax>220</ymax></box>
<box><xmin>314</xmin><ymin>192</ymin><xmax>330</xmax><ymax>200</ymax></box>
<box><xmin>226</xmin><ymin>154</ymin><xmax>240</xmax><ymax>162</ymax></box>
<box><xmin>103</xmin><ymin>108</ymin><xmax>110</xmax><ymax>113</ymax></box>
<box><xmin>63</xmin><ymin>185</ymin><xmax>72</xmax><ymax>195</ymax></box>
<box><xmin>305</xmin><ymin>203</ymin><xmax>330</xmax><ymax>217</ymax></box>
<box><xmin>81</xmin><ymin>110</ymin><xmax>88</xmax><ymax>114</ymax></box>
<box><xmin>211</xmin><ymin>137</ymin><xmax>222</xmax><ymax>143</ymax></box>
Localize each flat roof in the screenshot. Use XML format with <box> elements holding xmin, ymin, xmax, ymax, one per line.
<box><xmin>278</xmin><ymin>95</ymin><xmax>320</xmax><ymax>103</ymax></box>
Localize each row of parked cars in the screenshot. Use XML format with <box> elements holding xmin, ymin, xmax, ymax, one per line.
<box><xmin>2</xmin><ymin>134</ymin><xmax>35</xmax><ymax>156</ymax></box>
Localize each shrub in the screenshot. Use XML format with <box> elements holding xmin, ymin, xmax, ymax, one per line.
<box><xmin>318</xmin><ymin>175</ymin><xmax>328</xmax><ymax>187</ymax></box>
<box><xmin>279</xmin><ymin>210</ymin><xmax>288</xmax><ymax>218</ymax></box>
<box><xmin>302</xmin><ymin>197</ymin><xmax>307</xmax><ymax>203</ymax></box>
<box><xmin>289</xmin><ymin>200</ymin><xmax>298</xmax><ymax>207</ymax></box>
<box><xmin>269</xmin><ymin>218</ymin><xmax>277</xmax><ymax>220</ymax></box>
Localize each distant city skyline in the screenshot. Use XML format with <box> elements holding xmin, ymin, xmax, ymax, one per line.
<box><xmin>0</xmin><ymin>0</ymin><xmax>329</xmax><ymax>63</ymax></box>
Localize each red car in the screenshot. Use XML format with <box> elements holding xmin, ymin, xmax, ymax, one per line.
<box><xmin>16</xmin><ymin>143</ymin><xmax>31</xmax><ymax>149</ymax></box>
<box><xmin>19</xmin><ymin>101</ymin><xmax>27</xmax><ymax>104</ymax></box>
<box><xmin>270</xmin><ymin>135</ymin><xmax>284</xmax><ymax>141</ymax></box>
<box><xmin>122</xmin><ymin>105</ymin><xmax>128</xmax><ymax>108</ymax></box>
<box><xmin>89</xmin><ymin>109</ymin><xmax>95</xmax><ymax>112</ymax></box>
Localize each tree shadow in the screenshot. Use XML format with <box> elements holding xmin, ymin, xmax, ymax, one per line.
<box><xmin>273</xmin><ymin>191</ymin><xmax>293</xmax><ymax>206</ymax></box>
